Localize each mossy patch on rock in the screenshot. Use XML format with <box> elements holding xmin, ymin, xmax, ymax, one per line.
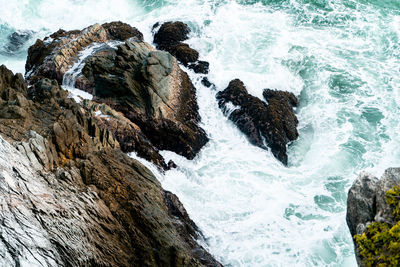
<box><xmin>354</xmin><ymin>185</ymin><xmax>400</xmax><ymax>266</ymax></box>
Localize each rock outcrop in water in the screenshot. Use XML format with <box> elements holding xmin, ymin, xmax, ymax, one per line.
<box><xmin>0</xmin><ymin>63</ymin><xmax>222</xmax><ymax>266</ymax></box>
<box><xmin>346</xmin><ymin>168</ymin><xmax>400</xmax><ymax>266</ymax></box>
<box><xmin>153</xmin><ymin>21</ymin><xmax>210</xmax><ymax>74</ymax></box>
<box><xmin>216</xmin><ymin>79</ymin><xmax>299</xmax><ymax>165</ymax></box>
<box><xmin>25</xmin><ymin>22</ymin><xmax>209</xmax><ymax>168</ymax></box>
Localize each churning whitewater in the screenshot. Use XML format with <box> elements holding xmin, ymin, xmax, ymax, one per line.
<box><xmin>2</xmin><ymin>0</ymin><xmax>400</xmax><ymax>266</ymax></box>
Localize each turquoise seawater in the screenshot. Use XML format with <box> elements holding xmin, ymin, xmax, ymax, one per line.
<box><xmin>2</xmin><ymin>0</ymin><xmax>400</xmax><ymax>266</ymax></box>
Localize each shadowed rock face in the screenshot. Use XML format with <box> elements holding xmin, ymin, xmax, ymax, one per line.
<box><xmin>153</xmin><ymin>21</ymin><xmax>209</xmax><ymax>74</ymax></box>
<box><xmin>0</xmin><ymin>64</ymin><xmax>222</xmax><ymax>267</ymax></box>
<box><xmin>216</xmin><ymin>79</ymin><xmax>299</xmax><ymax>165</ymax></box>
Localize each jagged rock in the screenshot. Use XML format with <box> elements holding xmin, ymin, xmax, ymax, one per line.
<box><xmin>153</xmin><ymin>21</ymin><xmax>210</xmax><ymax>74</ymax></box>
<box><xmin>216</xmin><ymin>79</ymin><xmax>299</xmax><ymax>165</ymax></box>
<box><xmin>82</xmin><ymin>100</ymin><xmax>168</xmax><ymax>169</ymax></box>
<box><xmin>80</xmin><ymin>40</ymin><xmax>209</xmax><ymax>160</ymax></box>
<box><xmin>25</xmin><ymin>22</ymin><xmax>143</xmax><ymax>84</ymax></box>
<box><xmin>0</xmin><ymin>65</ymin><xmax>221</xmax><ymax>267</ymax></box>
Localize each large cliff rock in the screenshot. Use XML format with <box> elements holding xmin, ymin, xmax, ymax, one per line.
<box><xmin>0</xmin><ymin>65</ymin><xmax>221</xmax><ymax>266</ymax></box>
<box><xmin>24</xmin><ymin>22</ymin><xmax>209</xmax><ymax>168</ymax></box>
<box><xmin>216</xmin><ymin>79</ymin><xmax>299</xmax><ymax>165</ymax></box>
<box><xmin>346</xmin><ymin>168</ymin><xmax>400</xmax><ymax>266</ymax></box>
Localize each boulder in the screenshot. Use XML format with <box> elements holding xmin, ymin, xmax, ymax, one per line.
<box><xmin>216</xmin><ymin>79</ymin><xmax>299</xmax><ymax>165</ymax></box>
<box><xmin>153</xmin><ymin>21</ymin><xmax>210</xmax><ymax>74</ymax></box>
<box><xmin>80</xmin><ymin>40</ymin><xmax>209</xmax><ymax>160</ymax></box>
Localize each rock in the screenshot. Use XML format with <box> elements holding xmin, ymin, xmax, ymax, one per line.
<box><xmin>0</xmin><ymin>65</ymin><xmax>221</xmax><ymax>267</ymax></box>
<box><xmin>24</xmin><ymin>23</ymin><xmax>209</xmax><ymax>164</ymax></box>
<box><xmin>102</xmin><ymin>21</ymin><xmax>143</xmax><ymax>41</ymax></box>
<box><xmin>82</xmin><ymin>100</ymin><xmax>168</xmax><ymax>169</ymax></box>
<box><xmin>1</xmin><ymin>30</ymin><xmax>32</xmax><ymax>55</ymax></box>
<box><xmin>189</xmin><ymin>60</ymin><xmax>210</xmax><ymax>74</ymax></box>
<box><xmin>346</xmin><ymin>168</ymin><xmax>400</xmax><ymax>266</ymax></box>
<box><xmin>169</xmin><ymin>43</ymin><xmax>199</xmax><ymax>65</ymax></box>
<box><xmin>201</xmin><ymin>77</ymin><xmax>213</xmax><ymax>88</ymax></box>
<box><xmin>346</xmin><ymin>172</ymin><xmax>379</xmax><ymax>237</ymax></box>
<box><xmin>216</xmin><ymin>79</ymin><xmax>299</xmax><ymax>165</ymax></box>
<box><xmin>25</xmin><ymin>22</ymin><xmax>143</xmax><ymax>84</ymax></box>
<box><xmin>153</xmin><ymin>21</ymin><xmax>210</xmax><ymax>72</ymax></box>
<box><xmin>154</xmin><ymin>21</ymin><xmax>191</xmax><ymax>48</ymax></box>
<box><xmin>81</xmin><ymin>40</ymin><xmax>209</xmax><ymax>160</ymax></box>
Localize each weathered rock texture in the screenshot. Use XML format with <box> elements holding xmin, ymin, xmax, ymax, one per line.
<box><xmin>0</xmin><ymin>64</ymin><xmax>221</xmax><ymax>266</ymax></box>
<box><xmin>216</xmin><ymin>79</ymin><xmax>299</xmax><ymax>165</ymax></box>
<box><xmin>346</xmin><ymin>168</ymin><xmax>400</xmax><ymax>265</ymax></box>
<box><xmin>153</xmin><ymin>21</ymin><xmax>209</xmax><ymax>74</ymax></box>
<box><xmin>25</xmin><ymin>22</ymin><xmax>209</xmax><ymax>168</ymax></box>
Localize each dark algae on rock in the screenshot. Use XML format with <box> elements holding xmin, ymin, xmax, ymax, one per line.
<box><xmin>216</xmin><ymin>79</ymin><xmax>299</xmax><ymax>165</ymax></box>
<box><xmin>347</xmin><ymin>168</ymin><xmax>400</xmax><ymax>266</ymax></box>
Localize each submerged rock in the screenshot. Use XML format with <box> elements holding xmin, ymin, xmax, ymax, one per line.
<box><xmin>1</xmin><ymin>30</ymin><xmax>32</xmax><ymax>55</ymax></box>
<box><xmin>0</xmin><ymin>64</ymin><xmax>222</xmax><ymax>267</ymax></box>
<box><xmin>216</xmin><ymin>79</ymin><xmax>299</xmax><ymax>165</ymax></box>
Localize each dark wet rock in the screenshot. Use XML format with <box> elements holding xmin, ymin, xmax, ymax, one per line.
<box><xmin>80</xmin><ymin>40</ymin><xmax>209</xmax><ymax>160</ymax></box>
<box><xmin>189</xmin><ymin>60</ymin><xmax>210</xmax><ymax>74</ymax></box>
<box><xmin>168</xmin><ymin>43</ymin><xmax>199</xmax><ymax>65</ymax></box>
<box><xmin>102</xmin><ymin>21</ymin><xmax>144</xmax><ymax>41</ymax></box>
<box><xmin>0</xmin><ymin>65</ymin><xmax>221</xmax><ymax>267</ymax></box>
<box><xmin>154</xmin><ymin>21</ymin><xmax>191</xmax><ymax>48</ymax></box>
<box><xmin>2</xmin><ymin>30</ymin><xmax>32</xmax><ymax>55</ymax></box>
<box><xmin>216</xmin><ymin>79</ymin><xmax>299</xmax><ymax>165</ymax></box>
<box><xmin>153</xmin><ymin>21</ymin><xmax>210</xmax><ymax>72</ymax></box>
<box><xmin>25</xmin><ymin>22</ymin><xmax>143</xmax><ymax>84</ymax></box>
<box><xmin>201</xmin><ymin>77</ymin><xmax>213</xmax><ymax>88</ymax></box>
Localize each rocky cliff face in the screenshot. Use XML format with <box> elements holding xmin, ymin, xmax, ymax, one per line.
<box><xmin>346</xmin><ymin>168</ymin><xmax>400</xmax><ymax>266</ymax></box>
<box><xmin>0</xmin><ymin>21</ymin><xmax>221</xmax><ymax>266</ymax></box>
